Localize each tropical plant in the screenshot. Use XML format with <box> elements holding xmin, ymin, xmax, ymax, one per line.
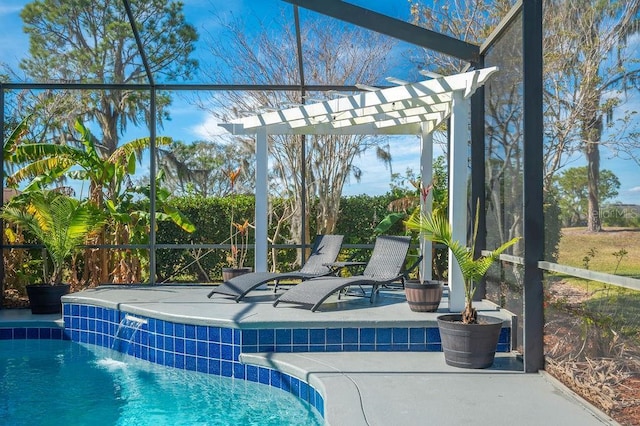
<box><xmin>225</xmin><ymin>167</ymin><xmax>252</xmax><ymax>269</ymax></box>
<box><xmin>1</xmin><ymin>190</ymin><xmax>105</xmax><ymax>285</ymax></box>
<box><xmin>4</xmin><ymin>117</ymin><xmax>194</xmax><ymax>284</ymax></box>
<box><xmin>405</xmin><ymin>201</ymin><xmax>520</xmax><ymax>324</ymax></box>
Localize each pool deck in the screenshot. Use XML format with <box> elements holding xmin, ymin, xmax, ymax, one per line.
<box><xmin>1</xmin><ymin>285</ymin><xmax>618</xmax><ymax>426</ymax></box>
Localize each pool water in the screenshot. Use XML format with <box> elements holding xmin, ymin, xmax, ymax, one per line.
<box><xmin>0</xmin><ymin>340</ymin><xmax>323</xmax><ymax>426</ymax></box>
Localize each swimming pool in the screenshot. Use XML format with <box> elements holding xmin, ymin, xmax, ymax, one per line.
<box><xmin>0</xmin><ymin>340</ymin><xmax>323</xmax><ymax>426</ymax></box>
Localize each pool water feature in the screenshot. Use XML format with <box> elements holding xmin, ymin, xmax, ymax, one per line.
<box><xmin>112</xmin><ymin>314</ymin><xmax>147</xmax><ymax>353</ymax></box>
<box><xmin>0</xmin><ymin>340</ymin><xmax>323</xmax><ymax>426</ymax></box>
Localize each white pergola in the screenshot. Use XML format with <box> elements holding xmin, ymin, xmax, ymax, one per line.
<box><xmin>220</xmin><ymin>66</ymin><xmax>498</xmax><ymax>312</ymax></box>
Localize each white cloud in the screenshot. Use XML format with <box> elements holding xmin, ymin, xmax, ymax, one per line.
<box><xmin>629</xmin><ymin>186</ymin><xmax>640</xmax><ymax>193</ymax></box>
<box><xmin>190</xmin><ymin>113</ymin><xmax>228</xmax><ymax>139</ymax></box>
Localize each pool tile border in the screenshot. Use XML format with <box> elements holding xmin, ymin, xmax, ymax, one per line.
<box><xmin>1</xmin><ymin>302</ymin><xmax>513</xmax><ymax>423</ymax></box>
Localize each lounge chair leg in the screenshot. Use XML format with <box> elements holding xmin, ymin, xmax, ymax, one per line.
<box><xmin>207</xmin><ymin>290</ymin><xmax>215</xmax><ymax>298</ymax></box>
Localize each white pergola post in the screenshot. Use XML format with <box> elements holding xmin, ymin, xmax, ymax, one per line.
<box><xmin>420</xmin><ymin>122</ymin><xmax>433</xmax><ymax>282</ymax></box>
<box><xmin>254</xmin><ymin>127</ymin><xmax>268</xmax><ymax>273</ymax></box>
<box><xmin>448</xmin><ymin>90</ymin><xmax>470</xmax><ymax>312</ymax></box>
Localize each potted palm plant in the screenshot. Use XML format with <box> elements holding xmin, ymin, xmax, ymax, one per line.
<box><xmin>405</xmin><ymin>202</ymin><xmax>520</xmax><ymax>368</ymax></box>
<box><xmin>1</xmin><ymin>190</ymin><xmax>105</xmax><ymax>314</ymax></box>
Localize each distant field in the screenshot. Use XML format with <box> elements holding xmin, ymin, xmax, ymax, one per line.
<box><xmin>557</xmin><ymin>227</ymin><xmax>640</xmax><ymax>278</ymax></box>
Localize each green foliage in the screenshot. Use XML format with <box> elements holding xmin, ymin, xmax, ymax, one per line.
<box><xmin>1</xmin><ymin>191</ymin><xmax>105</xmax><ymax>284</ymax></box>
<box><xmin>554</xmin><ymin>166</ymin><xmax>620</xmax><ymax>227</ymax></box>
<box><xmin>544</xmin><ymin>191</ymin><xmax>563</xmax><ymax>262</ymax></box>
<box><xmin>19</xmin><ymin>0</ymin><xmax>198</xmax><ymax>153</ymax></box>
<box><xmin>405</xmin><ymin>203</ymin><xmax>520</xmax><ymax>323</ymax></box>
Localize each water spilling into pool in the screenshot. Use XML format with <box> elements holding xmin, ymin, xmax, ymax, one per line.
<box><xmin>0</xmin><ymin>340</ymin><xmax>323</xmax><ymax>426</ymax></box>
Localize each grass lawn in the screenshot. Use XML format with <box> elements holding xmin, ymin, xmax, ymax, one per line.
<box><xmin>557</xmin><ymin>227</ymin><xmax>640</xmax><ymax>278</ymax></box>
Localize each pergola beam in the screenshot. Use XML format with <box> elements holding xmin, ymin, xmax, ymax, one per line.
<box><xmin>284</xmin><ymin>0</ymin><xmax>480</xmax><ymax>63</ymax></box>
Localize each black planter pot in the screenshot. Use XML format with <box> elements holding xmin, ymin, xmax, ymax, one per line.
<box><xmin>26</xmin><ymin>284</ymin><xmax>70</xmax><ymax>314</ymax></box>
<box><xmin>437</xmin><ymin>314</ymin><xmax>503</xmax><ymax>369</ymax></box>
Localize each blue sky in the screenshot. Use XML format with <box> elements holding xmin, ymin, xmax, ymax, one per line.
<box><xmin>1</xmin><ymin>0</ymin><xmax>639</xmax><ymax>203</ymax></box>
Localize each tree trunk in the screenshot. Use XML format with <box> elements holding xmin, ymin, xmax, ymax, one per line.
<box><xmin>585</xmin><ymin>123</ymin><xmax>602</xmax><ymax>232</ymax></box>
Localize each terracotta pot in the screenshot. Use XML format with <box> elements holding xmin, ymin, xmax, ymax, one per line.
<box><xmin>404</xmin><ymin>280</ymin><xmax>443</xmax><ymax>312</ymax></box>
<box><xmin>437</xmin><ymin>314</ymin><xmax>503</xmax><ymax>369</ymax></box>
<box><xmin>221</xmin><ymin>267</ymin><xmax>252</xmax><ymax>282</ymax></box>
<box><xmin>26</xmin><ymin>284</ymin><xmax>70</xmax><ymax>314</ymax></box>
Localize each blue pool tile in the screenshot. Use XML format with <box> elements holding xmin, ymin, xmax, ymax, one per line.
<box><xmin>300</xmin><ymin>381</ymin><xmax>310</xmax><ymax>401</ymax></box>
<box><xmin>0</xmin><ymin>329</ymin><xmax>12</xmax><ymax>339</ymax></box>
<box><xmin>165</xmin><ymin>353</ymin><xmax>175</xmax><ymax>368</ymax></box>
<box><xmin>377</xmin><ymin>344</ymin><xmax>393</xmax><ymax>352</ymax></box>
<box><xmin>392</xmin><ymin>328</ymin><xmax>409</xmax><ymax>344</ymax></box>
<box><xmin>291</xmin><ymin>377</ymin><xmax>300</xmax><ymax>397</ymax></box>
<box><xmin>243</xmin><ymin>345</ymin><xmax>258</xmax><ymax>353</ymax></box>
<box><xmin>71</xmin><ymin>304</ymin><xmax>79</xmax><ymax>316</ymax></box>
<box><xmin>246</xmin><ymin>365</ymin><xmax>259</xmax><ymax>382</ymax></box>
<box><xmin>359</xmin><ymin>328</ymin><xmax>375</xmax><ymax>344</ymax></box>
<box><xmin>326</xmin><ymin>344</ymin><xmax>341</xmax><ymax>351</ymax></box>
<box><xmin>175</xmin><ymin>338</ymin><xmax>185</xmax><ymax>354</ymax></box>
<box><xmin>88</xmin><ymin>305</ymin><xmax>96</xmax><ymax>319</ymax></box>
<box><xmin>209</xmin><ymin>359</ymin><xmax>221</xmax><ymax>375</ymax></box>
<box><xmin>174</xmin><ymin>323</ymin><xmax>185</xmax><ymax>338</ymax></box>
<box><xmin>156</xmin><ymin>335</ymin><xmax>165</xmax><ymax>350</ymax></box>
<box><xmin>164</xmin><ymin>336</ymin><xmax>174</xmax><ymax>352</ymax></box>
<box><xmin>258</xmin><ymin>344</ymin><xmax>275</xmax><ymax>352</ymax></box>
<box><xmin>197</xmin><ymin>357</ymin><xmax>208</xmax><ymax>373</ymax></box>
<box><xmin>391</xmin><ymin>343</ymin><xmax>409</xmax><ymax>351</ymax></box>
<box><xmin>360</xmin><ymin>344</ymin><xmax>375</xmax><ymax>351</ymax></box>
<box><xmin>196</xmin><ymin>325</ymin><xmax>207</xmax><ymax>341</ymax></box>
<box><xmin>277</xmin><ymin>345</ymin><xmax>292</xmax><ymax>353</ymax></box>
<box><xmin>221</xmin><ymin>361</ymin><xmax>233</xmax><ymax>377</ymax></box>
<box><xmin>80</xmin><ymin>305</ymin><xmax>88</xmax><ymax>317</ymax></box>
<box><xmin>27</xmin><ymin>328</ymin><xmax>39</xmax><ymax>339</ymax></box>
<box><xmin>309</xmin><ymin>329</ymin><xmax>325</xmax><ymax>345</ymax></box>
<box><xmin>242</xmin><ymin>329</ymin><xmax>258</xmax><ymax>346</ymax></box>
<box><xmin>221</xmin><ymin>328</ymin><xmax>233</xmax><ymax>344</ymax></box>
<box><xmin>196</xmin><ymin>341</ymin><xmax>207</xmax><ymax>357</ymax></box>
<box><xmin>292</xmin><ymin>329</ymin><xmax>308</xmax><ymax>345</ymax></box>
<box><xmin>275</xmin><ymin>329</ymin><xmax>292</xmax><ymax>345</ymax></box>
<box><xmin>63</xmin><ymin>304</ymin><xmax>71</xmax><ymax>315</ymax></box>
<box><xmin>185</xmin><ymin>355</ymin><xmax>197</xmax><ymax>371</ymax></box>
<box><xmin>185</xmin><ymin>324</ymin><xmax>196</xmax><ymax>339</ymax></box>
<box><xmin>270</xmin><ymin>370</ymin><xmax>282</xmax><ymax>388</ymax></box>
<box><xmin>40</xmin><ymin>328</ymin><xmax>51</xmax><ymax>339</ymax></box>
<box><xmin>409</xmin><ymin>343</ymin><xmax>427</xmax><ymax>351</ymax></box>
<box><xmin>309</xmin><ymin>345</ymin><xmax>325</xmax><ymax>352</ymax></box>
<box><xmin>426</xmin><ymin>343</ymin><xmax>442</xmax><ymax>352</ymax></box>
<box><xmin>258</xmin><ymin>367</ymin><xmax>270</xmax><ymax>385</ymax></box>
<box><xmin>281</xmin><ymin>374</ymin><xmax>291</xmax><ymax>392</ymax></box>
<box><xmin>156</xmin><ymin>350</ymin><xmax>164</xmax><ymax>365</ymax></box>
<box><xmin>233</xmin><ymin>362</ymin><xmax>245</xmax><ymax>379</ymax></box>
<box><xmin>185</xmin><ymin>339</ymin><xmax>196</xmax><ymax>355</ymax></box>
<box><xmin>326</xmin><ymin>328</ymin><xmax>341</xmax><ymax>345</ymax></box>
<box><xmin>208</xmin><ymin>327</ymin><xmax>221</xmax><ymax>342</ymax></box>
<box><xmin>343</xmin><ymin>344</ymin><xmax>358</xmax><ymax>351</ymax></box>
<box><xmin>343</xmin><ymin>328</ymin><xmax>358</xmax><ymax>343</ymax></box>
<box><xmin>208</xmin><ymin>342</ymin><xmax>221</xmax><ymax>359</ymax></box>
<box><xmin>409</xmin><ymin>327</ymin><xmax>425</xmax><ymax>344</ymax></box>
<box><xmin>175</xmin><ymin>354</ymin><xmax>186</xmax><ymax>369</ymax></box>
<box><xmin>233</xmin><ymin>346</ymin><xmax>241</xmax><ymax>361</ymax></box>
<box><xmin>376</xmin><ymin>328</ymin><xmax>392</xmax><ymax>344</ymax></box>
<box><xmin>221</xmin><ymin>344</ymin><xmax>233</xmax><ymax>360</ymax></box>
<box><xmin>292</xmin><ymin>345</ymin><xmax>308</xmax><ymax>353</ymax></box>
<box><xmin>258</xmin><ymin>329</ymin><xmax>274</xmax><ymax>345</ymax></box>
<box><xmin>14</xmin><ymin>328</ymin><xmax>26</xmax><ymax>339</ymax></box>
<box><xmin>426</xmin><ymin>328</ymin><xmax>441</xmax><ymax>344</ymax></box>
<box><xmin>233</xmin><ymin>329</ymin><xmax>241</xmax><ymax>344</ymax></box>
<box><xmin>164</xmin><ymin>322</ymin><xmax>174</xmax><ymax>336</ymax></box>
